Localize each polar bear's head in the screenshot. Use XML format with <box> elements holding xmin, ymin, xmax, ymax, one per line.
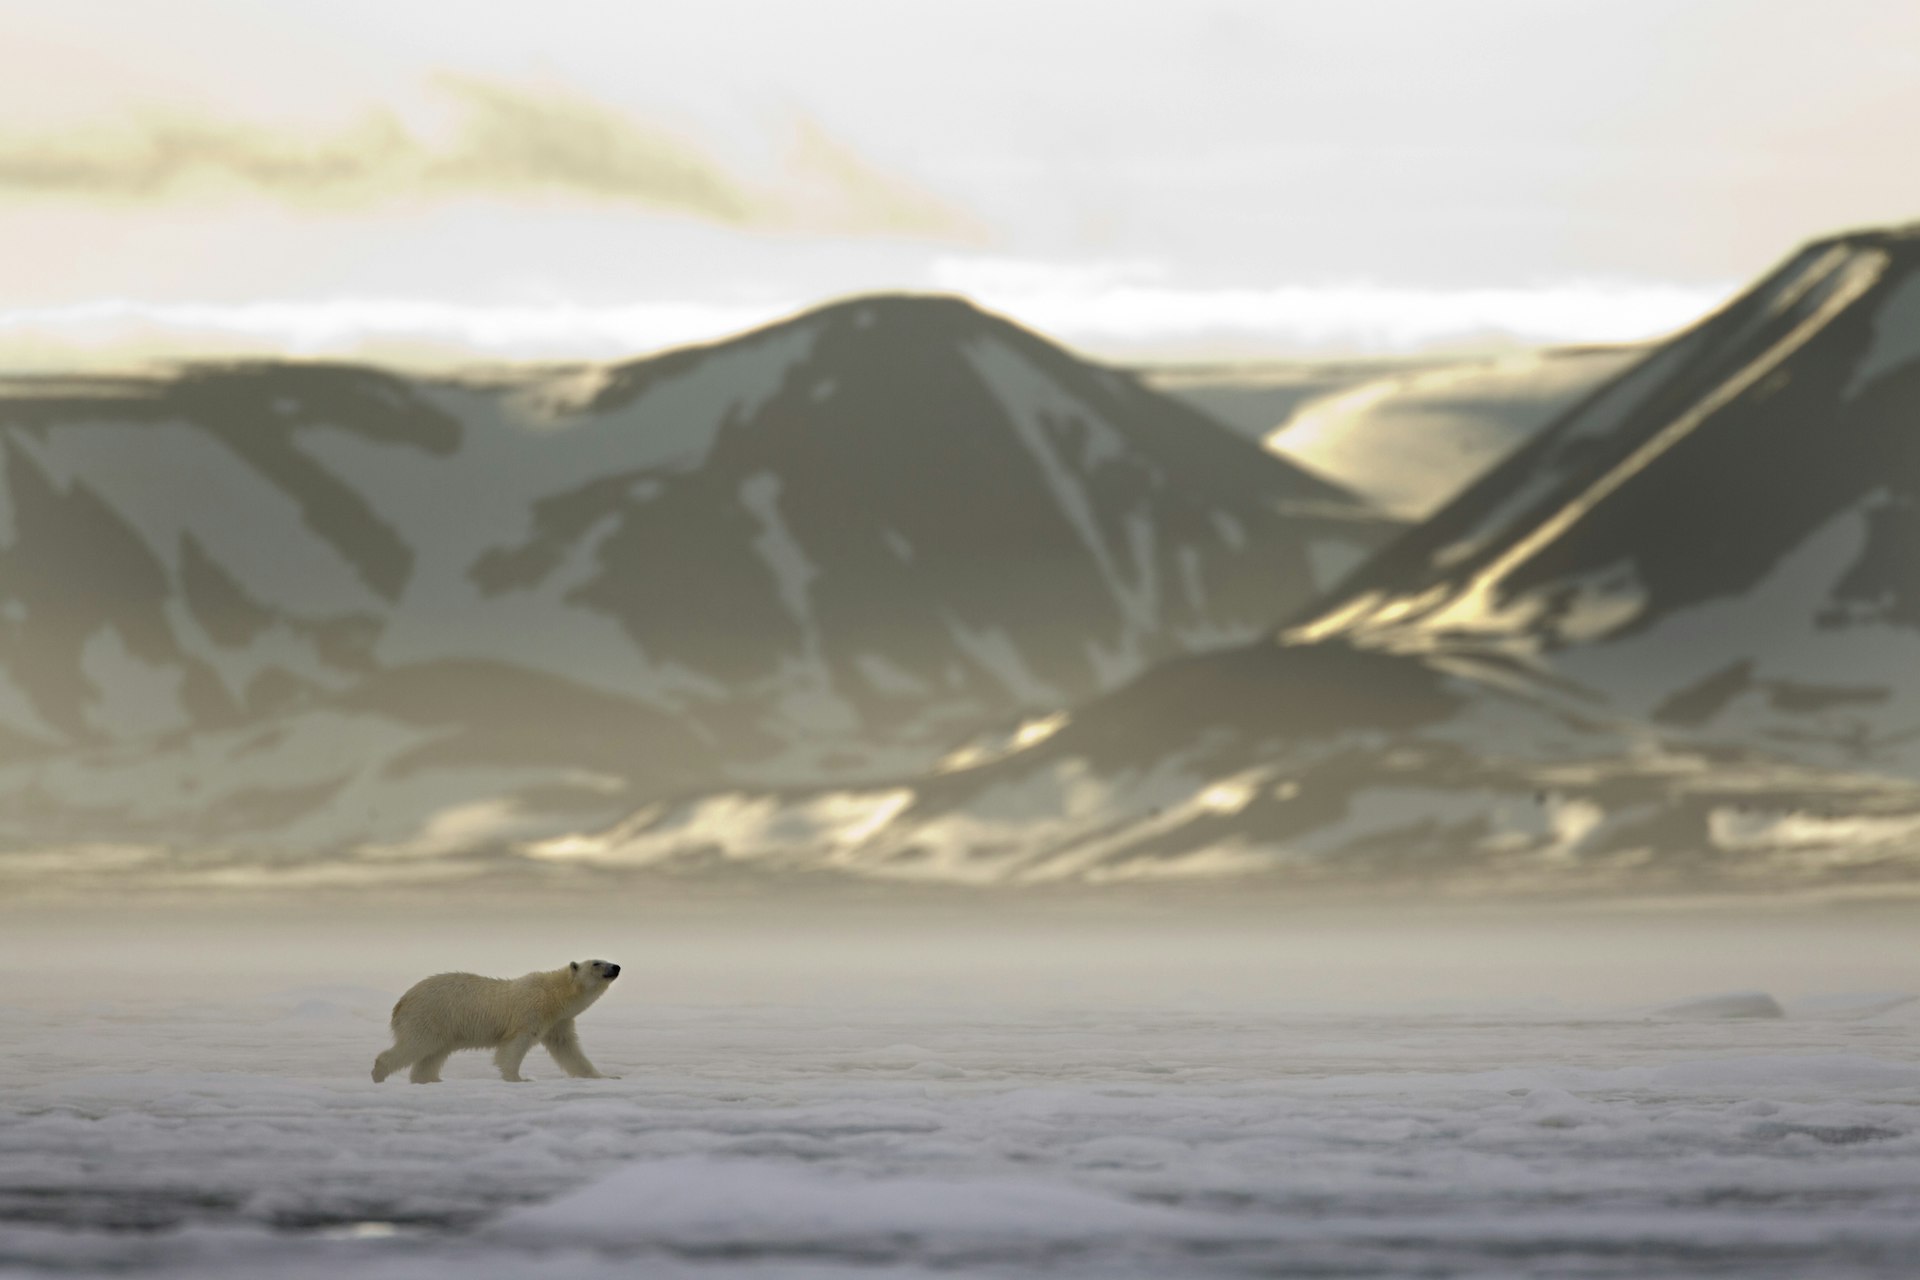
<box><xmin>568</xmin><ymin>958</ymin><xmax>621</xmax><ymax>989</ymax></box>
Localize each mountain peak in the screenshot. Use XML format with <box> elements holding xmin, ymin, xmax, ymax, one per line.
<box><xmin>802</xmin><ymin>291</ymin><xmax>994</xmax><ymax>327</ymax></box>
<box><xmin>580</xmin><ymin>292</ymin><xmax>1030</xmax><ymax>418</ymax></box>
<box><xmin>1811</xmin><ymin>220</ymin><xmax>1920</xmax><ymax>253</ymax></box>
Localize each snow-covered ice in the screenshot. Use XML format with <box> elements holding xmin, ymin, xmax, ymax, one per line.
<box><xmin>5</xmin><ymin>984</ymin><xmax>1920</xmax><ymax>1277</ymax></box>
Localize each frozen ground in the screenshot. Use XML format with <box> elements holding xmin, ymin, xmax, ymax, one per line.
<box><xmin>5</xmin><ymin>977</ymin><xmax>1920</xmax><ymax>1278</ymax></box>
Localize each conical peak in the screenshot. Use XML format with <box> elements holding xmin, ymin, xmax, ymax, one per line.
<box><xmin>582</xmin><ymin>292</ymin><xmax>1069</xmax><ymax>417</ymax></box>
<box><xmin>791</xmin><ymin>292</ymin><xmax>1072</xmax><ymax>359</ymax></box>
<box><xmin>805</xmin><ymin>291</ymin><xmax>991</xmax><ymax>326</ymax></box>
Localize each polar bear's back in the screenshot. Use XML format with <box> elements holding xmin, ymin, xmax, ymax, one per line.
<box><xmin>392</xmin><ymin>971</ymin><xmax>522</xmax><ymax>1049</ymax></box>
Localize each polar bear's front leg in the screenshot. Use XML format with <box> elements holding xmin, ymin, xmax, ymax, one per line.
<box><xmin>540</xmin><ymin>1018</ymin><xmax>608</xmax><ymax>1078</ymax></box>
<box><xmin>373</xmin><ymin>1043</ymin><xmax>415</xmax><ymax>1083</ymax></box>
<box><xmin>494</xmin><ymin>1031</ymin><xmax>537</xmax><ymax>1082</ymax></box>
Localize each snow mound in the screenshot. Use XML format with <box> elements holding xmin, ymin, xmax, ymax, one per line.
<box><xmin>1650</xmin><ymin>991</ymin><xmax>1786</xmax><ymax>1020</ymax></box>
<box><xmin>489</xmin><ymin>1155</ymin><xmax>1208</xmax><ymax>1248</ymax></box>
<box><xmin>1791</xmin><ymin>992</ymin><xmax>1920</xmax><ymax>1020</ymax></box>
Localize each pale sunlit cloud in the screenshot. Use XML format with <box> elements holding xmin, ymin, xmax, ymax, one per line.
<box><xmin>0</xmin><ymin>297</ymin><xmax>800</xmax><ymax>368</ymax></box>
<box><xmin>0</xmin><ymin>264</ymin><xmax>1737</xmax><ymax>372</ymax></box>
<box><xmin>0</xmin><ymin>75</ymin><xmax>982</xmax><ymax>241</ymax></box>
<box><xmin>929</xmin><ymin>258</ymin><xmax>1738</xmax><ymax>355</ymax></box>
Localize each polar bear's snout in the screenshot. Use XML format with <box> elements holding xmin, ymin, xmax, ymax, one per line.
<box><xmin>577</xmin><ymin>958</ymin><xmax>619</xmax><ymax>981</ymax></box>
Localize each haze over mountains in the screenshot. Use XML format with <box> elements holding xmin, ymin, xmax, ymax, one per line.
<box><xmin>0</xmin><ymin>295</ymin><xmax>1393</xmax><ymax>875</ymax></box>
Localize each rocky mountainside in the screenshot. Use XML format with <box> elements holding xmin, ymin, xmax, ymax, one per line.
<box><xmin>533</xmin><ymin>227</ymin><xmax>1920</xmax><ymax>896</ymax></box>
<box><xmin>0</xmin><ymin>294</ymin><xmax>1393</xmax><ymax>866</ymax></box>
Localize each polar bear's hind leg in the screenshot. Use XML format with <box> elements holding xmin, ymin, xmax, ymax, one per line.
<box><xmin>494</xmin><ymin>1031</ymin><xmax>537</xmax><ymax>1082</ymax></box>
<box><xmin>409</xmin><ymin>1050</ymin><xmax>451</xmax><ymax>1084</ymax></box>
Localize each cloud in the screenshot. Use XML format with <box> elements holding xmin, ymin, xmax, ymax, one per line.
<box><xmin>929</xmin><ymin>258</ymin><xmax>1738</xmax><ymax>353</ymax></box>
<box><xmin>0</xmin><ymin>297</ymin><xmax>800</xmax><ymax>368</ymax></box>
<box><xmin>0</xmin><ymin>270</ymin><xmax>1737</xmax><ymax>374</ymax></box>
<box><xmin>422</xmin><ymin>75</ymin><xmax>760</xmax><ymax>220</ymax></box>
<box><xmin>0</xmin><ymin>110</ymin><xmax>420</xmax><ymax>204</ymax></box>
<box><xmin>0</xmin><ymin>77</ymin><xmax>979</xmax><ymax>240</ymax></box>
<box><xmin>780</xmin><ymin>115</ymin><xmax>984</xmax><ymax>242</ymax></box>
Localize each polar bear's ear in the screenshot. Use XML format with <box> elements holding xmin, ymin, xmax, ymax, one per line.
<box><xmin>570</xmin><ymin>961</ymin><xmax>579</xmax><ymax>973</ymax></box>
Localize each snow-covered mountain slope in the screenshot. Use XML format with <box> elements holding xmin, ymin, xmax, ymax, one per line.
<box><xmin>0</xmin><ymin>295</ymin><xmax>1395</xmax><ymax>859</ymax></box>
<box><xmin>1290</xmin><ymin>225</ymin><xmax>1920</xmax><ymax>772</ymax></box>
<box><xmin>1139</xmin><ymin>358</ymin><xmax>1442</xmax><ymax>441</ymax></box>
<box><xmin>1143</xmin><ymin>348</ymin><xmax>1638</xmax><ymax>519</ymax></box>
<box><xmin>510</xmin><ymin>633</ymin><xmax>1920</xmax><ymax>896</ymax></box>
<box><xmin>1262</xmin><ymin>346</ymin><xmax>1644</xmax><ymax>518</ymax></box>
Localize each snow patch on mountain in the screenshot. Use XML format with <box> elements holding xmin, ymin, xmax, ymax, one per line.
<box><xmin>1846</xmin><ymin>271</ymin><xmax>1920</xmax><ymax>399</ymax></box>
<box><xmin>548</xmin><ymin>322</ymin><xmax>820</xmax><ymax>467</ymax></box>
<box><xmin>965</xmin><ymin>336</ymin><xmax>1160</xmax><ymax>634</ymax></box>
<box><xmin>355</xmin><ymin>797</ymin><xmax>569</xmax><ymax>863</ymax></box>
<box><xmin>523</xmin><ymin>785</ymin><xmax>917</xmax><ymax>871</ymax></box>
<box><xmin>16</xmin><ymin>422</ymin><xmax>382</xmax><ymax>617</ymax></box>
<box><xmin>855</xmin><ymin>651</ymin><xmax>931</xmax><ymax>697</ymax></box>
<box><xmin>942</xmin><ymin>614</ymin><xmax>1063</xmax><ymax>706</ymax></box>
<box><xmin>296</xmin><ymin>394</ymin><xmax>723</xmax><ymax>706</ymax></box>
<box><xmin>0</xmin><ymin>663</ymin><xmax>56</xmax><ymax>742</ymax></box>
<box><xmin>1265</xmin><ymin>348</ymin><xmax>1641</xmax><ymax>519</ymax></box>
<box><xmin>78</xmin><ymin>629</ymin><xmax>191</xmax><ymax>738</ymax></box>
<box><xmin>0</xmin><ymin>446</ymin><xmax>13</xmax><ymax>546</ymax></box>
<box><xmin>1559</xmin><ymin>493</ymin><xmax>1920</xmax><ymax>761</ymax></box>
<box><xmin>1709</xmin><ymin>807</ymin><xmax>1920</xmax><ymax>854</ymax></box>
<box><xmin>740</xmin><ymin>472</ymin><xmax>820</xmax><ymax>631</ymax></box>
<box><xmin>1306</xmin><ymin>538</ymin><xmax>1371</xmax><ymax>593</ymax></box>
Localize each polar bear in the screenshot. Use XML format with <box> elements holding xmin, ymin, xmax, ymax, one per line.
<box><xmin>372</xmin><ymin>959</ymin><xmax>620</xmax><ymax>1084</ymax></box>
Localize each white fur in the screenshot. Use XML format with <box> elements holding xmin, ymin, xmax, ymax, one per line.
<box><xmin>372</xmin><ymin>959</ymin><xmax>620</xmax><ymax>1084</ymax></box>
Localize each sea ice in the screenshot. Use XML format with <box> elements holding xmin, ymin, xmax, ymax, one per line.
<box><xmin>3</xmin><ymin>989</ymin><xmax>1920</xmax><ymax>1277</ymax></box>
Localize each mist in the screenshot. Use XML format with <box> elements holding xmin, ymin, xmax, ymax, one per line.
<box><xmin>10</xmin><ymin>886</ymin><xmax>1920</xmax><ymax>1014</ymax></box>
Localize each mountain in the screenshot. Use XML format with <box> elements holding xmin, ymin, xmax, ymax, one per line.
<box><xmin>532</xmin><ymin>227</ymin><xmax>1920</xmax><ymax>895</ymax></box>
<box><xmin>1291</xmin><ymin>224</ymin><xmax>1920</xmax><ymax>771</ymax></box>
<box><xmin>0</xmin><ymin>294</ymin><xmax>1395</xmax><ymax>864</ymax></box>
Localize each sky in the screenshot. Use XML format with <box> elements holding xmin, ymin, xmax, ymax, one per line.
<box><xmin>1</xmin><ymin>0</ymin><xmax>1918</xmax><ymax>366</ymax></box>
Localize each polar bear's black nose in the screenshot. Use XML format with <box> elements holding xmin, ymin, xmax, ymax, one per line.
<box><xmin>604</xmin><ymin>964</ymin><xmax>620</xmax><ymax>979</ymax></box>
